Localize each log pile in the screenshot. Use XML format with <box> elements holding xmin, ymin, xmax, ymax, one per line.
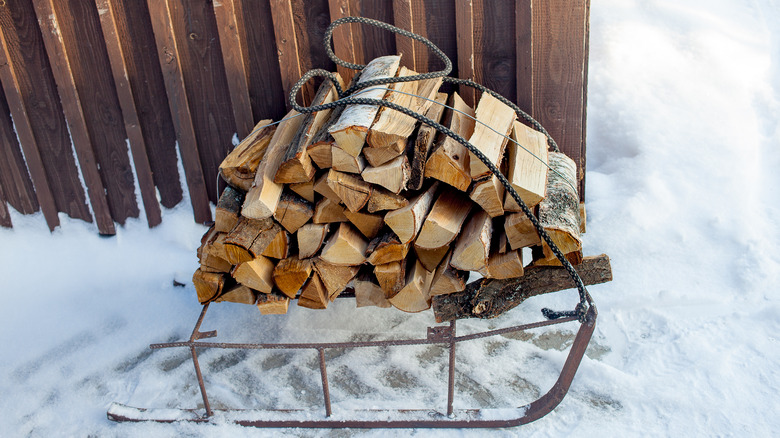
<box><xmin>193</xmin><ymin>55</ymin><xmax>611</xmax><ymax>320</ymax></box>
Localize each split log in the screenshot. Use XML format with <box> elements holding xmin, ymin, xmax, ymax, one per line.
<box><xmin>308</xmin><ymin>142</ymin><xmax>333</xmax><ymax>169</ymax></box>
<box><xmin>215</xmin><ymin>185</ymin><xmax>245</xmax><ymax>233</ymax></box>
<box><xmin>273</xmin><ymin>256</ymin><xmax>313</xmax><ymax>298</ymax></box>
<box><xmin>329</xmin><ymin>56</ymin><xmax>401</xmax><ymax>156</ymax></box>
<box><xmin>579</xmin><ymin>202</ymin><xmax>587</xmax><ymax>234</ymax></box>
<box><xmin>313</xmin><ymin>172</ymin><xmax>342</xmax><ymax>203</ymax></box>
<box><xmin>256</xmin><ymin>292</ymin><xmax>290</xmax><ymax>315</ymax></box>
<box><xmin>319</xmin><ymin>223</ymin><xmax>368</xmax><ymax>266</ymax></box>
<box><xmin>199</xmin><ymin>252</ymin><xmax>232</xmax><ymax>274</ymax></box>
<box><xmin>201</xmin><ymin>230</ymin><xmax>229</xmax><ymax>261</ymax></box>
<box><xmin>366</xmin><ymin>231</ymin><xmax>410</xmax><ymax>265</ymax></box>
<box><xmin>326</xmin><ymin>169</ymin><xmax>372</xmax><ymax>213</ymax></box>
<box><xmin>354</xmin><ymin>270</ymin><xmax>391</xmax><ymax>308</ymax></box>
<box><xmin>414</xmin><ymin>187</ymin><xmax>472</xmax><ymax>249</ymax></box>
<box><xmin>374</xmin><ymin>260</ymin><xmax>405</xmax><ymax>298</ymax></box>
<box><xmin>343</xmin><ymin>209</ymin><xmax>384</xmax><ymax>239</ymax></box>
<box><xmin>297</xmin><ymin>223</ymin><xmax>329</xmax><ymax>258</ymax></box>
<box><xmin>425</xmin><ymin>92</ymin><xmax>475</xmax><ymax>191</ymax></box>
<box><xmin>432</xmin><ymin>254</ymin><xmax>612</xmax><ymax>322</ymax></box>
<box><xmin>273</xmin><ymin>192</ymin><xmax>313</xmax><ymax>233</ymax></box>
<box><xmin>429</xmin><ymin>251</ymin><xmax>468</xmax><ymax>296</ymax></box>
<box><xmin>469</xmin><ymin>174</ymin><xmax>505</xmax><ymax>217</ymax></box>
<box><xmin>223</xmin><ymin>217</ymin><xmax>279</xmax><ymax>264</ymax></box>
<box><xmin>219</xmin><ymin>120</ymin><xmax>275</xmax><ymax>191</ymax></box>
<box><xmin>478</xmin><ymin>249</ymin><xmax>524</xmax><ymax>280</ymax></box>
<box><xmin>313</xmin><ymin>197</ymin><xmax>348</xmax><ymax>223</ymax></box>
<box><xmin>467</xmin><ymin>92</ymin><xmax>515</xmax><ymax>178</ymax></box>
<box><xmin>289</xmin><ymin>180</ymin><xmax>315</xmax><ymax>202</ymax></box>
<box><xmin>298</xmin><ymin>272</ymin><xmax>329</xmax><ymax>309</ymax></box>
<box><xmin>407</xmin><ymin>92</ymin><xmax>448</xmax><ymax>190</ymax></box>
<box><xmin>385</xmin><ymin>181</ymin><xmax>438</xmax><ymax>243</ymax></box>
<box><xmin>313</xmin><ymin>259</ymin><xmax>359</xmax><ymax>300</ymax></box>
<box><xmin>275</xmin><ymin>76</ymin><xmax>342</xmax><ymax>183</ymax></box>
<box><xmin>232</xmin><ymin>256</ymin><xmax>275</xmax><ymax>293</ymax></box>
<box><xmin>503</xmin><ymin>121</ymin><xmax>548</xmax><ymax>211</ymax></box>
<box><xmin>192</xmin><ymin>269</ymin><xmax>226</xmax><ymax>303</ymax></box>
<box><xmin>388</xmin><ymin>258</ymin><xmax>434</xmax><ymax>313</ymax></box>
<box><xmin>366</xmin><ymin>186</ymin><xmax>408</xmax><ymax>213</ymax></box>
<box><xmin>331</xmin><ymin>144</ymin><xmax>367</xmax><ymax>173</ymax></box>
<box><xmin>505</xmin><ymin>211</ymin><xmax>541</xmax><ymax>250</ymax></box>
<box><xmin>307</xmin><ymin>97</ymin><xmax>347</xmax><ymax>169</ymax></box>
<box><xmin>215</xmin><ymin>284</ymin><xmax>257</xmax><ymax>305</ymax></box>
<box><xmin>362</xmin><ymin>141</ymin><xmax>405</xmax><ymax>167</ymax></box>
<box><xmin>413</xmin><ymin>244</ymin><xmax>449</xmax><ymax>272</ymax></box>
<box><xmin>361</xmin><ymin>155</ymin><xmax>410</xmax><ymax>194</ymax></box>
<box><xmin>450</xmin><ymin>210</ymin><xmax>491</xmax><ymax>271</ymax></box>
<box><xmin>261</xmin><ymin>228</ymin><xmax>290</xmax><ymax>259</ymax></box>
<box><xmin>537</xmin><ymin>152</ymin><xmax>582</xmax><ymax>261</ymax></box>
<box><xmin>243</xmin><ymin>110</ymin><xmax>305</xmax><ymax>219</ymax></box>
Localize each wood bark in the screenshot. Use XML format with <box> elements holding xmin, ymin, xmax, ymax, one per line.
<box><xmin>407</xmin><ymin>92</ymin><xmax>448</xmax><ymax>191</ymax></box>
<box><xmin>537</xmin><ymin>152</ymin><xmax>581</xmax><ymax>260</ymax></box>
<box><xmin>219</xmin><ymin>120</ymin><xmax>275</xmax><ymax>191</ymax></box>
<box><xmin>215</xmin><ymin>185</ymin><xmax>245</xmax><ymax>233</ymax></box>
<box><xmin>256</xmin><ymin>292</ymin><xmax>290</xmax><ymax>315</ymax></box>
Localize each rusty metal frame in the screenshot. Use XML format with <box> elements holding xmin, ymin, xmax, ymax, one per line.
<box><xmin>108</xmin><ymin>303</ymin><xmax>597</xmax><ymax>428</ymax></box>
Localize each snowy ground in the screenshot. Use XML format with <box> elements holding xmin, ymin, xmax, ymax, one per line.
<box><xmin>2</xmin><ymin>0</ymin><xmax>779</xmax><ymax>436</ymax></box>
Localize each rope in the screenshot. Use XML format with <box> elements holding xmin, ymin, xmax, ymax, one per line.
<box><xmin>289</xmin><ymin>16</ymin><xmax>592</xmax><ymax>321</ymax></box>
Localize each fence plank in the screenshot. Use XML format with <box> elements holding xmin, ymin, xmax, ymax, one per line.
<box><xmin>96</xmin><ymin>0</ymin><xmax>162</xmax><ymax>227</ymax></box>
<box><xmin>237</xmin><ymin>0</ymin><xmax>286</xmax><ymax>122</ymax></box>
<box><xmin>349</xmin><ymin>0</ymin><xmax>395</xmax><ymax>63</ymax></box>
<box><xmin>213</xmin><ymin>0</ymin><xmax>253</xmax><ymax>139</ymax></box>
<box><xmin>0</xmin><ymin>0</ymin><xmax>91</xmax><ymax>231</ymax></box>
<box><xmin>269</xmin><ymin>0</ymin><xmax>307</xmax><ymax>108</ymax></box>
<box><xmin>515</xmin><ymin>0</ymin><xmax>532</xmax><ymax>114</ymax></box>
<box><xmin>420</xmin><ymin>0</ymin><xmax>456</xmax><ymax>75</ymax></box>
<box><xmin>0</xmin><ymin>182</ymin><xmax>10</xmax><ymax>228</ymax></box>
<box><xmin>454</xmin><ymin>0</ymin><xmax>475</xmax><ymax>106</ymax></box>
<box><xmin>0</xmin><ymin>82</ymin><xmax>38</xmax><ymax>215</ymax></box>
<box><xmin>147</xmin><ymin>0</ymin><xmax>212</xmax><ymax>223</ymax></box>
<box><xmin>392</xmin><ymin>0</ymin><xmax>416</xmax><ymax>70</ymax></box>
<box><xmin>532</xmin><ymin>0</ymin><xmax>588</xmax><ymax>199</ymax></box>
<box><xmin>301</xmin><ymin>0</ymin><xmax>336</xmax><ymax>75</ymax></box>
<box><xmin>473</xmin><ymin>0</ymin><xmax>515</xmax><ymax>103</ymax></box>
<box><xmin>327</xmin><ymin>0</ymin><xmax>357</xmax><ymax>82</ymax></box>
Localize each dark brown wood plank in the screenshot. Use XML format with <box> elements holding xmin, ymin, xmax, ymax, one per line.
<box><xmin>327</xmin><ymin>0</ymin><xmax>357</xmax><ymax>82</ymax></box>
<box><xmin>167</xmin><ymin>0</ymin><xmax>238</xmax><ymax>204</ymax></box>
<box><xmin>0</xmin><ymin>82</ymin><xmax>38</xmax><ymax>215</ymax></box>
<box><xmin>454</xmin><ymin>0</ymin><xmax>475</xmax><ymax>106</ymax></box>
<box><xmin>0</xmin><ymin>0</ymin><xmax>91</xmax><ymax>230</ymax></box>
<box><xmin>213</xmin><ymin>0</ymin><xmax>254</xmax><ymax>139</ymax></box>
<box><xmin>349</xmin><ymin>0</ymin><xmax>396</xmax><ymax>62</ymax></box>
<box><xmin>302</xmin><ymin>0</ymin><xmax>336</xmax><ymax>73</ymax></box>
<box><xmin>420</xmin><ymin>0</ymin><xmax>457</xmax><ymax>75</ymax></box>
<box><xmin>474</xmin><ymin>0</ymin><xmax>516</xmax><ymax>103</ymax></box>
<box><xmin>96</xmin><ymin>0</ymin><xmax>161</xmax><ymax>227</ymax></box>
<box><xmin>0</xmin><ymin>179</ymin><xmax>10</xmax><ymax>227</ymax></box>
<box><xmin>532</xmin><ymin>0</ymin><xmax>588</xmax><ymax>199</ymax></box>
<box><xmin>237</xmin><ymin>0</ymin><xmax>286</xmax><ymax>122</ymax></box>
<box><xmin>581</xmin><ymin>0</ymin><xmax>590</xmax><ymax>201</ymax></box>
<box><xmin>392</xmin><ymin>0</ymin><xmax>416</xmax><ymax>70</ymax></box>
<box><xmin>515</xmin><ymin>0</ymin><xmax>532</xmax><ymax>114</ymax></box>
<box><xmin>269</xmin><ymin>0</ymin><xmax>307</xmax><ymax>108</ymax></box>
<box><xmin>146</xmin><ymin>0</ymin><xmax>212</xmax><ymax>223</ymax></box>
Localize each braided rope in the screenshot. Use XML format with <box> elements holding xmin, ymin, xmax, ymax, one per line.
<box><xmin>289</xmin><ymin>16</ymin><xmax>591</xmax><ymax>320</ymax></box>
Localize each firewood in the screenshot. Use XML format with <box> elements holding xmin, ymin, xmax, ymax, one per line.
<box><xmin>215</xmin><ymin>185</ymin><xmax>245</xmax><ymax>233</ymax></box>
<box><xmin>298</xmin><ymin>272</ymin><xmax>329</xmax><ymax>309</ymax></box>
<box><xmin>432</xmin><ymin>254</ymin><xmax>612</xmax><ymax>322</ymax></box>
<box><xmin>366</xmin><ymin>230</ymin><xmax>410</xmax><ymax>265</ymax></box>
<box><xmin>505</xmin><ymin>211</ymin><xmax>541</xmax><ymax>250</ymax></box>
<box><xmin>273</xmin><ymin>192</ymin><xmax>313</xmax><ymax>233</ymax></box>
<box><xmin>469</xmin><ymin>174</ymin><xmax>505</xmax><ymax>217</ymax></box>
<box><xmin>198</xmin><ymin>225</ymin><xmax>219</xmax><ymax>259</ymax></box>
<box><xmin>414</xmin><ymin>187</ymin><xmax>472</xmax><ymax>249</ymax></box>
<box><xmin>450</xmin><ymin>210</ymin><xmax>491</xmax><ymax>271</ymax></box>
<box><xmin>361</xmin><ymin>155</ymin><xmax>410</xmax><ymax>194</ymax></box>
<box><xmin>329</xmin><ymin>56</ymin><xmax>401</xmax><ymax>156</ymax></box>
<box><xmin>307</xmin><ymin>141</ymin><xmax>333</xmax><ymax>169</ymax></box>
<box><xmin>275</xmin><ymin>78</ymin><xmax>341</xmax><ymax>183</ymax></box>
<box><xmin>199</xmin><ymin>252</ymin><xmax>232</xmax><ymax>274</ymax></box>
<box><xmin>313</xmin><ymin>259</ymin><xmax>359</xmax><ymax>300</ymax></box>
<box><xmin>256</xmin><ymin>292</ymin><xmax>290</xmax><ymax>315</ymax></box>
<box><xmin>261</xmin><ymin>228</ymin><xmax>290</xmax><ymax>259</ymax></box>
<box><xmin>331</xmin><ymin>144</ymin><xmax>367</xmax><ymax>173</ymax></box>
<box><xmin>289</xmin><ymin>180</ymin><xmax>315</xmax><ymax>203</ymax></box>
<box><xmin>215</xmin><ymin>284</ymin><xmax>257</xmax><ymax>305</ymax></box>
<box><xmin>388</xmin><ymin>258</ymin><xmax>434</xmax><ymax>313</ymax></box>
<box><xmin>385</xmin><ymin>181</ymin><xmax>438</xmax><ymax>243</ymax></box>
<box><xmin>467</xmin><ymin>92</ymin><xmax>515</xmax><ymax>178</ymax></box>
<box><xmin>354</xmin><ymin>270</ymin><xmax>391</xmax><ymax>308</ymax></box>
<box><xmin>362</xmin><ymin>141</ymin><xmax>405</xmax><ymax>167</ymax></box>
<box><xmin>479</xmin><ymin>249</ymin><xmax>524</xmax><ymax>280</ymax></box>
<box><xmin>579</xmin><ymin>202</ymin><xmax>587</xmax><ymax>234</ymax></box>
<box><xmin>297</xmin><ymin>223</ymin><xmax>329</xmax><ymax>259</ymax></box>
<box><xmin>538</xmin><ymin>152</ymin><xmax>581</xmax><ymax>261</ymax></box>
<box><xmin>319</xmin><ymin>223</ymin><xmax>368</xmax><ymax>266</ymax></box>
<box><xmin>223</xmin><ymin>217</ymin><xmax>278</xmax><ymax>264</ymax></box>
<box><xmin>201</xmin><ymin>230</ymin><xmax>229</xmax><ymax>260</ymax></box>
<box><xmin>367</xmin><ymin>66</ymin><xmax>426</xmax><ymax>149</ymax></box>
<box><xmin>407</xmin><ymin>92</ymin><xmax>448</xmax><ymax>190</ymax></box>
<box><xmin>312</xmin><ymin>197</ymin><xmax>348</xmax><ymax>223</ymax></box>
<box><xmin>413</xmin><ymin>244</ymin><xmax>449</xmax><ymax>272</ymax></box>
<box><xmin>503</xmin><ymin>121</ymin><xmax>548</xmax><ymax>212</ymax></box>
<box><xmin>273</xmin><ymin>256</ymin><xmax>313</xmax><ymax>298</ymax></box>
<box><xmin>243</xmin><ymin>110</ymin><xmax>305</xmax><ymax>219</ymax></box>
<box><xmin>425</xmin><ymin>92</ymin><xmax>475</xmax><ymax>191</ymax></box>
<box><xmin>343</xmin><ymin>209</ymin><xmax>384</xmax><ymax>239</ymax></box>
<box><xmin>326</xmin><ymin>169</ymin><xmax>372</xmax><ymax>213</ymax></box>
<box><xmin>219</xmin><ymin>120</ymin><xmax>275</xmax><ymax>190</ymax></box>
<box><xmin>313</xmin><ymin>172</ymin><xmax>342</xmax><ymax>203</ymax></box>
<box><xmin>366</xmin><ymin>186</ymin><xmax>409</xmax><ymax>213</ymax></box>
<box><xmin>429</xmin><ymin>251</ymin><xmax>468</xmax><ymax>296</ymax></box>
<box><xmin>192</xmin><ymin>269</ymin><xmax>226</xmax><ymax>303</ymax></box>
<box><xmin>232</xmin><ymin>256</ymin><xmax>275</xmax><ymax>293</ymax></box>
<box><xmin>374</xmin><ymin>260</ymin><xmax>405</xmax><ymax>298</ymax></box>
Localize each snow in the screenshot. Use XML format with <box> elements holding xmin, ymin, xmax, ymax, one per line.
<box><xmin>2</xmin><ymin>0</ymin><xmax>780</xmax><ymax>435</ymax></box>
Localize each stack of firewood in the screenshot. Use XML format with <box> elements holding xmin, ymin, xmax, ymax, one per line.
<box><xmin>193</xmin><ymin>55</ymin><xmax>589</xmax><ymax>319</ymax></box>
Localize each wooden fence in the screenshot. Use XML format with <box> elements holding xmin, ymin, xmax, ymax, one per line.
<box><xmin>0</xmin><ymin>0</ymin><xmax>589</xmax><ymax>234</ymax></box>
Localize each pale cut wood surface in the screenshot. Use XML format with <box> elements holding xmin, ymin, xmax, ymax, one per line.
<box><xmin>450</xmin><ymin>210</ymin><xmax>492</xmax><ymax>271</ymax></box>
<box><xmin>326</xmin><ymin>169</ymin><xmax>372</xmax><ymax>212</ymax></box>
<box><xmin>319</xmin><ymin>222</ymin><xmax>368</xmax><ymax>266</ymax></box>
<box><xmin>385</xmin><ymin>181</ymin><xmax>438</xmax><ymax>243</ymax></box>
<box><xmin>232</xmin><ymin>256</ymin><xmax>274</xmax><ymax>294</ymax></box>
<box><xmin>425</xmin><ymin>92</ymin><xmax>475</xmax><ymax>191</ymax></box>
<box><xmin>467</xmin><ymin>92</ymin><xmax>515</xmax><ymax>178</ymax></box>
<box><xmin>415</xmin><ymin>187</ymin><xmax>473</xmax><ymax>249</ymax></box>
<box><xmin>504</xmin><ymin>120</ymin><xmax>549</xmax><ymax>211</ymax></box>
<box><xmin>361</xmin><ymin>155</ymin><xmax>410</xmax><ymax>194</ymax></box>
<box><xmin>388</xmin><ymin>258</ymin><xmax>434</xmax><ymax>313</ymax></box>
